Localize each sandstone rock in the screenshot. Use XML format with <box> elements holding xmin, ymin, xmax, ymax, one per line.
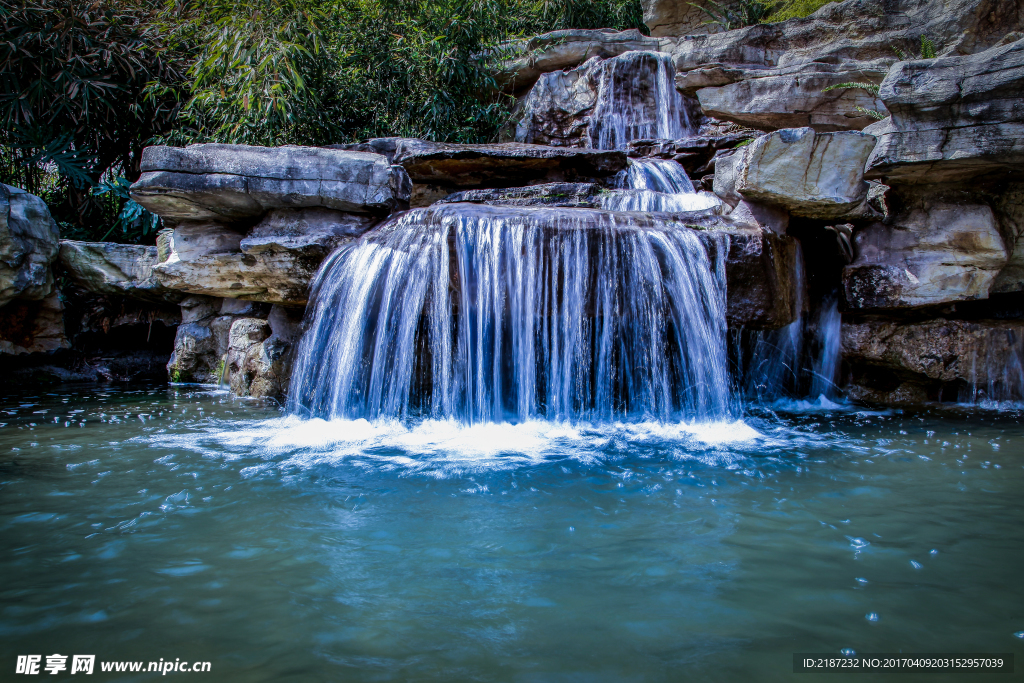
<box><xmin>225</xmin><ymin>305</ymin><xmax>302</xmax><ymax>399</ymax></box>
<box><xmin>152</xmin><ymin>207</ymin><xmax>374</xmax><ymax>304</ymax></box>
<box><xmin>498</xmin><ymin>29</ymin><xmax>661</xmax><ymax>92</ymax></box>
<box><xmin>59</xmin><ymin>241</ymin><xmax>184</xmax><ymax>304</ymax></box>
<box><xmin>438</xmin><ymin>183</ymin><xmax>604</xmax><ymax>208</ymax></box>
<box><xmin>842</xmin><ymin>192</ymin><xmax>1008</xmax><ymax>310</ymax></box>
<box><xmin>714</xmin><ymin>128</ymin><xmax>876</xmax><ymax>219</ymax></box>
<box><xmin>131</xmin><ymin>144</ymin><xmax>412</xmax><ymax>221</ymax></box>
<box><xmin>514</xmin><ymin>62</ymin><xmax>599</xmax><ymax>147</ymax></box>
<box><xmin>695</xmin><ymin>61</ymin><xmax>890</xmax><ymax>132</ymax></box>
<box><xmin>643</xmin><ymin>0</ymin><xmax>734</xmax><ymax>37</ymax></box>
<box><xmin>0</xmin><ymin>184</ymin><xmax>59</xmax><ymax>308</ymax></box>
<box><xmin>394</xmin><ymin>139</ymin><xmax>627</xmax><ymax>187</ymax></box>
<box><xmin>660</xmin><ymin>0</ymin><xmax>1023</xmax><ymax>132</ymax></box>
<box><xmin>166</xmin><ymin>296</ymin><xmax>274</xmax><ymax>384</ymax></box>
<box><xmin>0</xmin><ymin>291</ymin><xmax>68</xmax><ymax>354</ymax></box>
<box><xmin>865</xmin><ymin>38</ymin><xmax>1024</xmax><ymax>184</ymax></box>
<box><xmin>239</xmin><ymin>208</ymin><xmax>376</xmax><ymax>256</ymax></box>
<box><xmin>843</xmin><ymin>317</ymin><xmax>1024</xmax><ymax>402</ymax></box>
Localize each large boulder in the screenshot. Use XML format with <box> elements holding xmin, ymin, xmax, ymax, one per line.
<box><xmin>843</xmin><ymin>317</ymin><xmax>1024</xmax><ymax>403</ymax></box>
<box><xmin>59</xmin><ymin>241</ymin><xmax>184</xmax><ymax>303</ymax></box>
<box><xmin>130</xmin><ymin>144</ymin><xmax>412</xmax><ymax>221</ymax></box>
<box><xmin>842</xmin><ymin>190</ymin><xmax>1008</xmax><ymax>310</ymax></box>
<box><xmin>713</xmin><ymin>128</ymin><xmax>876</xmax><ymax>219</ymax></box>
<box><xmin>394</xmin><ymin>139</ymin><xmax>627</xmax><ymax>186</ymax></box>
<box><xmin>497</xmin><ymin>29</ymin><xmax>661</xmax><ymax>92</ymax></box>
<box><xmin>865</xmin><ymin>38</ymin><xmax>1024</xmax><ymax>185</ymax></box>
<box><xmin>0</xmin><ymin>184</ymin><xmax>59</xmax><ymax>308</ymax></box>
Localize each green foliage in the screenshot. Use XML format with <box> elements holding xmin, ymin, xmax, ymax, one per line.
<box><xmin>692</xmin><ymin>0</ymin><xmax>778</xmax><ymax>30</ymax></box>
<box><xmin>920</xmin><ymin>34</ymin><xmax>936</xmax><ymax>59</ymax></box>
<box><xmin>822</xmin><ymin>82</ymin><xmax>881</xmax><ymax>96</ymax></box>
<box><xmin>763</xmin><ymin>0</ymin><xmax>832</xmax><ymax>22</ymax></box>
<box><xmin>2</xmin><ymin>0</ymin><xmax>644</xmax><ymax>241</ymax></box>
<box><xmin>0</xmin><ymin>0</ymin><xmax>188</xmax><ymax>242</ymax></box>
<box><xmin>892</xmin><ymin>34</ymin><xmax>937</xmax><ymax>61</ymax></box>
<box><xmin>92</xmin><ymin>177</ymin><xmax>162</xmax><ymax>242</ymax></box>
<box><xmin>854</xmin><ymin>105</ymin><xmax>887</xmax><ymax>121</ymax></box>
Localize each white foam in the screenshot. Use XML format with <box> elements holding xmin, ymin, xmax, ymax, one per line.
<box><xmin>146</xmin><ymin>416</ymin><xmax>767</xmax><ymax>476</ymax></box>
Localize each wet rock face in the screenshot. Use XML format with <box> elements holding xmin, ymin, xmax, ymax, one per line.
<box><xmin>714</xmin><ymin>128</ymin><xmax>876</xmax><ymax>219</ymax></box>
<box><xmin>166</xmin><ymin>296</ymin><xmax>272</xmax><ymax>384</ymax></box>
<box><xmin>393</xmin><ymin>140</ymin><xmax>627</xmax><ymax>186</ymax></box>
<box><xmin>723</xmin><ymin>227</ymin><xmax>800</xmax><ymax>329</ymax></box>
<box><xmin>225</xmin><ymin>306</ymin><xmax>303</xmax><ymax>399</ymax></box>
<box><xmin>437</xmin><ymin>183</ymin><xmax>605</xmax><ymax>208</ymax></box>
<box><xmin>514</xmin><ymin>51</ymin><xmax>694</xmax><ymax>150</ymax></box>
<box><xmin>843</xmin><ymin>318</ymin><xmax>1024</xmax><ymax>403</ymax></box>
<box><xmin>131</xmin><ymin>144</ymin><xmax>412</xmax><ymax>220</ymax></box>
<box><xmin>0</xmin><ymin>184</ymin><xmax>59</xmax><ymax>308</ymax></box>
<box><xmin>865</xmin><ymin>38</ymin><xmax>1024</xmax><ymax>185</ymax></box>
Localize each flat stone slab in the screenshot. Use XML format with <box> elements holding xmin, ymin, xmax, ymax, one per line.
<box><xmin>59</xmin><ymin>241</ymin><xmax>185</xmax><ymax>304</ymax></box>
<box><xmin>393</xmin><ymin>140</ymin><xmax>627</xmax><ymax>187</ymax></box>
<box><xmin>131</xmin><ymin>144</ymin><xmax>412</xmax><ymax>222</ymax></box>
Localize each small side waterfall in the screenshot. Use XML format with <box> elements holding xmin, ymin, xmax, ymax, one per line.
<box><xmin>589</xmin><ymin>51</ymin><xmax>693</xmax><ymax>150</ymax></box>
<box><xmin>601</xmin><ymin>158</ymin><xmax>722</xmax><ymax>213</ymax></box>
<box><xmin>288</xmin><ymin>204</ymin><xmax>733</xmax><ymax>424</ymax></box>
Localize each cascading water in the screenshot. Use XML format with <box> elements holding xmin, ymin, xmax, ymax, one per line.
<box><xmin>601</xmin><ymin>158</ymin><xmax>722</xmax><ymax>213</ymax></box>
<box><xmin>288</xmin><ymin>204</ymin><xmax>733</xmax><ymax>424</ymax></box>
<box><xmin>589</xmin><ymin>51</ymin><xmax>693</xmax><ymax>151</ymax></box>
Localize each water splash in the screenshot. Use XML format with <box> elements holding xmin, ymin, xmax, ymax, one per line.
<box><xmin>589</xmin><ymin>51</ymin><xmax>693</xmax><ymax>150</ymax></box>
<box><xmin>288</xmin><ymin>204</ymin><xmax>733</xmax><ymax>424</ymax></box>
<box><xmin>601</xmin><ymin>158</ymin><xmax>721</xmax><ymax>213</ymax></box>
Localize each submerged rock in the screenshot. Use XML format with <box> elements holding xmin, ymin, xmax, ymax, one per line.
<box><xmin>131</xmin><ymin>144</ymin><xmax>412</xmax><ymax>221</ymax></box>
<box><xmin>0</xmin><ymin>184</ymin><xmax>59</xmax><ymax>308</ymax></box>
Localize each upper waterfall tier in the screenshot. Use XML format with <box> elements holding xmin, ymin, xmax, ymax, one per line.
<box><xmin>288</xmin><ymin>203</ymin><xmax>738</xmax><ymax>424</ymax></box>
<box><xmin>515</xmin><ymin>51</ymin><xmax>694</xmax><ymax>150</ymax></box>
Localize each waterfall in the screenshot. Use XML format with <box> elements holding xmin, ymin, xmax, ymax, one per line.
<box><xmin>809</xmin><ymin>298</ymin><xmax>842</xmax><ymax>398</ymax></box>
<box><xmin>601</xmin><ymin>158</ymin><xmax>722</xmax><ymax>213</ymax></box>
<box><xmin>589</xmin><ymin>51</ymin><xmax>693</xmax><ymax>151</ymax></box>
<box><xmin>288</xmin><ymin>204</ymin><xmax>733</xmax><ymax>424</ymax></box>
